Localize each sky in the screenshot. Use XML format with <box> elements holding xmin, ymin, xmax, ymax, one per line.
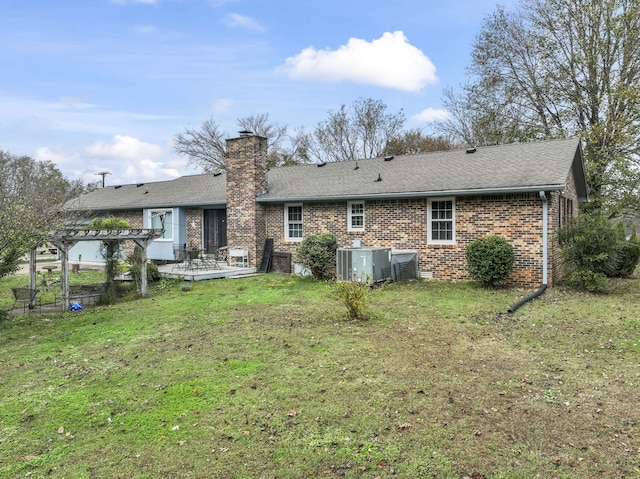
<box><xmin>0</xmin><ymin>0</ymin><xmax>516</xmax><ymax>186</ymax></box>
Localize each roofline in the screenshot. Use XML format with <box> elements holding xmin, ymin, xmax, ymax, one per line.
<box><xmin>72</xmin><ymin>201</ymin><xmax>227</xmax><ymax>212</ymax></box>
<box><xmin>256</xmin><ymin>184</ymin><xmax>573</xmax><ymax>203</ymax></box>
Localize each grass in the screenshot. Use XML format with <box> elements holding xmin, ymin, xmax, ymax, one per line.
<box><xmin>1</xmin><ymin>273</ymin><xmax>639</xmax><ymax>478</ymax></box>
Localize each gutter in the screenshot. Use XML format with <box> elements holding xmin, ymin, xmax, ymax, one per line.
<box><xmin>508</xmin><ymin>190</ymin><xmax>549</xmax><ymax>313</ymax></box>
<box><xmin>256</xmin><ymin>184</ymin><xmax>567</xmax><ymax>204</ymax></box>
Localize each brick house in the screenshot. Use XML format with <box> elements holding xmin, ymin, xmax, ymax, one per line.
<box><xmin>69</xmin><ymin>133</ymin><xmax>588</xmax><ymax>287</ymax></box>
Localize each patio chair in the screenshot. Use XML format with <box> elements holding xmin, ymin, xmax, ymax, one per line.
<box><xmin>213</xmin><ymin>246</ymin><xmax>227</xmax><ymax>263</ymax></box>
<box><xmin>172</xmin><ymin>245</ymin><xmax>188</xmax><ymax>270</ymax></box>
<box><xmin>11</xmin><ymin>287</ymin><xmax>41</xmax><ymax>313</ymax></box>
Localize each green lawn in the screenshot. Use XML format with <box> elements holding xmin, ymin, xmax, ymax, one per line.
<box><xmin>1</xmin><ymin>274</ymin><xmax>639</xmax><ymax>478</ymax></box>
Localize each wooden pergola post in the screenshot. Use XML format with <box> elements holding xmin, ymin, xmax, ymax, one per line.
<box><xmin>39</xmin><ymin>228</ymin><xmax>163</xmax><ymax>311</ymax></box>
<box><xmin>28</xmin><ymin>247</ymin><xmax>38</xmax><ymax>310</ymax></box>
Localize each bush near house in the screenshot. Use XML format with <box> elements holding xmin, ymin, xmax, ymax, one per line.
<box><xmin>557</xmin><ymin>213</ymin><xmax>640</xmax><ymax>291</ymax></box>
<box><xmin>465</xmin><ymin>236</ymin><xmax>515</xmax><ymax>288</ymax></box>
<box><xmin>295</xmin><ymin>232</ymin><xmax>338</xmax><ymax>280</ymax></box>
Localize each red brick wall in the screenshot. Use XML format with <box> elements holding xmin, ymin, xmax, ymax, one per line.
<box><xmin>226</xmin><ymin>134</ymin><xmax>268</xmax><ymax>267</ymax></box>
<box><xmin>185</xmin><ymin>209</ymin><xmax>202</xmax><ymax>249</ymax></box>
<box><xmin>261</xmin><ymin>177</ymin><xmax>580</xmax><ymax>288</ymax></box>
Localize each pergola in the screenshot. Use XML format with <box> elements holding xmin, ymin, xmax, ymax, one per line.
<box><xmin>26</xmin><ymin>228</ymin><xmax>164</xmax><ymax>311</ymax></box>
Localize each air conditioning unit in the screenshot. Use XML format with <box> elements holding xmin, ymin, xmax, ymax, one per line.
<box><xmin>336</xmin><ymin>247</ymin><xmax>392</xmax><ymax>283</ymax></box>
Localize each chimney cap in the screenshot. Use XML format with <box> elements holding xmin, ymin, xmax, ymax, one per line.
<box><xmin>238</xmin><ymin>130</ymin><xmax>253</xmax><ymax>137</ymax></box>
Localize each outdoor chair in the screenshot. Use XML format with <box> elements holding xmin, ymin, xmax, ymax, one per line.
<box><xmin>172</xmin><ymin>245</ymin><xmax>188</xmax><ymax>270</ymax></box>
<box><xmin>11</xmin><ymin>287</ymin><xmax>41</xmax><ymax>313</ymax></box>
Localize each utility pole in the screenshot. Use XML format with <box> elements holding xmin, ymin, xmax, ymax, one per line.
<box><xmin>95</xmin><ymin>171</ymin><xmax>111</xmax><ymax>188</ymax></box>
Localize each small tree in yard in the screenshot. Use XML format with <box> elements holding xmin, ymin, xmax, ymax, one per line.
<box><xmin>465</xmin><ymin>236</ymin><xmax>515</xmax><ymax>288</ymax></box>
<box><xmin>295</xmin><ymin>233</ymin><xmax>338</xmax><ymax>280</ymax></box>
<box><xmin>89</xmin><ymin>216</ymin><xmax>131</xmax><ymax>303</ymax></box>
<box><xmin>334</xmin><ymin>280</ymin><xmax>370</xmax><ymax>320</ymax></box>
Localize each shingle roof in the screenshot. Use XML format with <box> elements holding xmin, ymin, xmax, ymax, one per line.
<box><xmin>260</xmin><ymin>138</ymin><xmax>586</xmax><ymax>202</ymax></box>
<box><xmin>69</xmin><ymin>138</ymin><xmax>586</xmax><ymax>211</ymax></box>
<box><xmin>67</xmin><ymin>173</ymin><xmax>227</xmax><ymax>211</ymax></box>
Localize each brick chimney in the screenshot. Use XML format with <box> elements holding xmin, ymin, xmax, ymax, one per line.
<box><xmin>225</xmin><ymin>132</ymin><xmax>268</xmax><ymax>268</ymax></box>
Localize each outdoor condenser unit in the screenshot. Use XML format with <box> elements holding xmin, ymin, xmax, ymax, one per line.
<box><xmin>336</xmin><ymin>247</ymin><xmax>392</xmax><ymax>283</ymax></box>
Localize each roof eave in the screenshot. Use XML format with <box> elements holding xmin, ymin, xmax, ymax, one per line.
<box><xmin>69</xmin><ymin>200</ymin><xmax>227</xmax><ymax>211</ymax></box>
<box><xmin>256</xmin><ymin>185</ymin><xmax>568</xmax><ymax>203</ymax></box>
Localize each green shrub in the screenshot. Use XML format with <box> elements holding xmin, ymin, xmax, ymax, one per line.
<box><xmin>465</xmin><ymin>236</ymin><xmax>515</xmax><ymax>287</ymax></box>
<box><xmin>567</xmin><ymin>269</ymin><xmax>609</xmax><ymax>293</ymax></box>
<box><xmin>557</xmin><ymin>214</ymin><xmax>618</xmax><ymax>275</ymax></box>
<box><xmin>334</xmin><ymin>280</ymin><xmax>369</xmax><ymax>319</ymax></box>
<box><xmin>605</xmin><ymin>241</ymin><xmax>640</xmax><ymax>278</ymax></box>
<box><xmin>127</xmin><ymin>248</ymin><xmax>161</xmax><ymax>285</ymax></box>
<box><xmin>556</xmin><ymin>214</ymin><xmax>639</xmax><ymax>289</ymax></box>
<box><xmin>296</xmin><ymin>233</ymin><xmax>338</xmax><ymax>280</ymax></box>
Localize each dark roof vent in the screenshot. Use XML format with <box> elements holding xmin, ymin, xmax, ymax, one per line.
<box><xmin>466</xmin><ymin>147</ymin><xmax>477</xmax><ymax>154</ymax></box>
<box><xmin>136</xmin><ymin>183</ymin><xmax>145</xmax><ymax>187</ymax></box>
<box><xmin>238</xmin><ymin>130</ymin><xmax>253</xmax><ymax>137</ymax></box>
<box><xmin>354</xmin><ymin>161</ymin><xmax>359</xmax><ymax>170</ymax></box>
<box><xmin>213</xmin><ymin>172</ymin><xmax>222</xmax><ymax>177</ymax></box>
<box><xmin>317</xmin><ymin>162</ymin><xmax>327</xmax><ymax>167</ymax></box>
<box><xmin>375</xmin><ymin>173</ymin><xmax>382</xmax><ymax>182</ymax></box>
<box><xmin>114</xmin><ymin>185</ymin><xmax>122</xmax><ymax>189</ymax></box>
<box><xmin>384</xmin><ymin>155</ymin><xmax>394</xmax><ymax>161</ymax></box>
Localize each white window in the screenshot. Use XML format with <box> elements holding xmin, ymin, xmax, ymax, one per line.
<box><xmin>348</xmin><ymin>201</ymin><xmax>365</xmax><ymax>232</ymax></box>
<box><xmin>149</xmin><ymin>209</ymin><xmax>173</xmax><ymax>240</ymax></box>
<box><xmin>427</xmin><ymin>198</ymin><xmax>455</xmax><ymax>244</ymax></box>
<box><xmin>285</xmin><ymin>204</ymin><xmax>303</xmax><ymax>242</ymax></box>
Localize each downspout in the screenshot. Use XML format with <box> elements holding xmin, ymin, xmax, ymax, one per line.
<box><xmin>507</xmin><ymin>191</ymin><xmax>548</xmax><ymax>313</ymax></box>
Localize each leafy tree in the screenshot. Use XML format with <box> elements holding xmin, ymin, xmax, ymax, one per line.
<box><xmin>304</xmin><ymin>98</ymin><xmax>406</xmax><ymax>162</ymax></box>
<box><xmin>0</xmin><ymin>149</ymin><xmax>86</xmax><ymax>279</ymax></box>
<box><xmin>438</xmin><ymin>0</ymin><xmax>640</xmax><ymax>215</ymax></box>
<box><xmin>384</xmin><ymin>129</ymin><xmax>456</xmax><ymax>156</ymax></box>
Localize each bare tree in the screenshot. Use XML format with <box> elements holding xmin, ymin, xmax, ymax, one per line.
<box><xmin>308</xmin><ymin>98</ymin><xmax>406</xmax><ymax>162</ymax></box>
<box><xmin>173</xmin><ymin>118</ymin><xmax>227</xmax><ymax>172</ymax></box>
<box><xmin>439</xmin><ymin>0</ymin><xmax>640</xmax><ymax>213</ymax></box>
<box><xmin>173</xmin><ymin>113</ymin><xmax>296</xmax><ymax>171</ymax></box>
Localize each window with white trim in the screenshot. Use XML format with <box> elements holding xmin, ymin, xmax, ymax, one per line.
<box><xmin>427</xmin><ymin>198</ymin><xmax>455</xmax><ymax>244</ymax></box>
<box><xmin>285</xmin><ymin>204</ymin><xmax>303</xmax><ymax>242</ymax></box>
<box><xmin>348</xmin><ymin>201</ymin><xmax>365</xmax><ymax>232</ymax></box>
<box><xmin>149</xmin><ymin>209</ymin><xmax>173</xmax><ymax>240</ymax></box>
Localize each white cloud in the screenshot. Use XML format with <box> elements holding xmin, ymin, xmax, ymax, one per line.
<box><xmin>280</xmin><ymin>31</ymin><xmax>437</xmax><ymax>92</ymax></box>
<box><xmin>121</xmin><ymin>158</ymin><xmax>181</xmax><ymax>183</ymax></box>
<box><xmin>133</xmin><ymin>24</ymin><xmax>158</xmax><ymax>36</ymax></box>
<box><xmin>412</xmin><ymin>107</ymin><xmax>449</xmax><ymax>122</ymax></box>
<box><xmin>212</xmin><ymin>98</ymin><xmax>234</xmax><ymax>113</ymax></box>
<box><xmin>34</xmin><ymin>138</ymin><xmax>186</xmax><ymax>186</ymax></box>
<box><xmin>84</xmin><ymin>135</ymin><xmax>183</xmax><ymax>183</ymax></box>
<box><xmin>209</xmin><ymin>0</ymin><xmax>239</xmax><ymax>6</ymax></box>
<box><xmin>111</xmin><ymin>0</ymin><xmax>157</xmax><ymax>5</ymax></box>
<box><xmin>86</xmin><ymin>135</ymin><xmax>163</xmax><ymax>160</ymax></box>
<box><xmin>35</xmin><ymin>147</ymin><xmax>81</xmax><ymax>167</ymax></box>
<box><xmin>223</xmin><ymin>13</ymin><xmax>266</xmax><ymax>32</ymax></box>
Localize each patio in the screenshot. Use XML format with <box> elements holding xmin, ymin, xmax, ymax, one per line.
<box><xmin>156</xmin><ymin>261</ymin><xmax>257</xmax><ymax>281</ymax></box>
